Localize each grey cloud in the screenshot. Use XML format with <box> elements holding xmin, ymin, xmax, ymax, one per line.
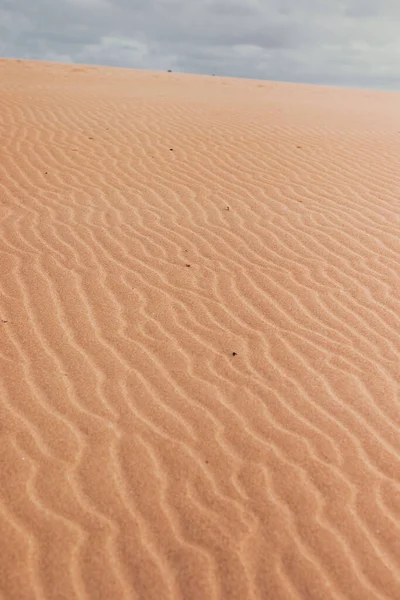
<box><xmin>0</xmin><ymin>0</ymin><xmax>400</xmax><ymax>90</ymax></box>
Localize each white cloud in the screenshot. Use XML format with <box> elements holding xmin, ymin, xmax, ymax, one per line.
<box><xmin>0</xmin><ymin>0</ymin><xmax>399</xmax><ymax>89</ymax></box>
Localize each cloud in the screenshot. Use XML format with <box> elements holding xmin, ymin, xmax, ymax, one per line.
<box><xmin>0</xmin><ymin>0</ymin><xmax>400</xmax><ymax>89</ymax></box>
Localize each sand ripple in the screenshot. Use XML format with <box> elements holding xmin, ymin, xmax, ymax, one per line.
<box><xmin>0</xmin><ymin>59</ymin><xmax>400</xmax><ymax>599</ymax></box>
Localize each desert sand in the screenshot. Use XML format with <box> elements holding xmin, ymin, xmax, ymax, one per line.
<box><xmin>0</xmin><ymin>58</ymin><xmax>400</xmax><ymax>600</ymax></box>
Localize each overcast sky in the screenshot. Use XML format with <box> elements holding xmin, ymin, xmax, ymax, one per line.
<box><xmin>1</xmin><ymin>0</ymin><xmax>400</xmax><ymax>90</ymax></box>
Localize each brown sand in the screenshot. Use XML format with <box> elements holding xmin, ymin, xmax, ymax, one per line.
<box><xmin>0</xmin><ymin>58</ymin><xmax>400</xmax><ymax>600</ymax></box>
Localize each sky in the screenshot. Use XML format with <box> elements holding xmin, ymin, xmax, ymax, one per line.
<box><xmin>1</xmin><ymin>0</ymin><xmax>400</xmax><ymax>90</ymax></box>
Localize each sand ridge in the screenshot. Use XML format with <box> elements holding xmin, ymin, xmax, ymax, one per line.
<box><xmin>0</xmin><ymin>58</ymin><xmax>400</xmax><ymax>599</ymax></box>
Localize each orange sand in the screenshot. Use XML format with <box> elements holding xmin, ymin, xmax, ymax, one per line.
<box><xmin>1</xmin><ymin>58</ymin><xmax>400</xmax><ymax>600</ymax></box>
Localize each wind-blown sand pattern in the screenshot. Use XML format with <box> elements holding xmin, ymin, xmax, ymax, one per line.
<box><xmin>0</xmin><ymin>58</ymin><xmax>400</xmax><ymax>600</ymax></box>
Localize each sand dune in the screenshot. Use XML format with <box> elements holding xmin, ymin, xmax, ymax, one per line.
<box><xmin>1</xmin><ymin>58</ymin><xmax>400</xmax><ymax>599</ymax></box>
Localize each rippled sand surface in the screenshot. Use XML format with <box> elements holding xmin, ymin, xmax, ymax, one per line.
<box><xmin>1</xmin><ymin>58</ymin><xmax>400</xmax><ymax>600</ymax></box>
